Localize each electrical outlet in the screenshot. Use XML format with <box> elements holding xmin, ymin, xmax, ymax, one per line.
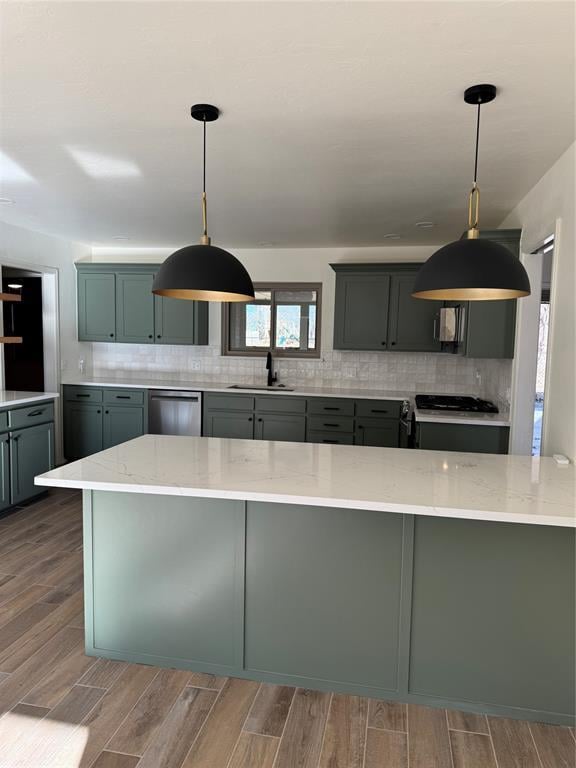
<box><xmin>189</xmin><ymin>360</ymin><xmax>201</xmax><ymax>371</ymax></box>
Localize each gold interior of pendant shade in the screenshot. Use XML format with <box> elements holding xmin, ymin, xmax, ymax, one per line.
<box><xmin>412</xmin><ymin>287</ymin><xmax>530</xmax><ymax>300</ymax></box>
<box><xmin>153</xmin><ymin>288</ymin><xmax>255</xmax><ymax>302</ymax></box>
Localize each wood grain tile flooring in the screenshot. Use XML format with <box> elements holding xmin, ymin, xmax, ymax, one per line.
<box><xmin>0</xmin><ymin>490</ymin><xmax>573</xmax><ymax>768</ymax></box>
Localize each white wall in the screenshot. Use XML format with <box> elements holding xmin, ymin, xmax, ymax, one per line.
<box><xmin>500</xmin><ymin>142</ymin><xmax>575</xmax><ymax>460</ymax></box>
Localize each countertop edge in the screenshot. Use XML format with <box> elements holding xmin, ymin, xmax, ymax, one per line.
<box><xmin>34</xmin><ymin>476</ymin><xmax>575</xmax><ymax>528</ymax></box>
<box><xmin>0</xmin><ymin>392</ymin><xmax>59</xmax><ymax>408</ymax></box>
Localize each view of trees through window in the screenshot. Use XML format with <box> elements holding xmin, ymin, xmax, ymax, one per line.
<box><xmin>224</xmin><ymin>284</ymin><xmax>321</xmax><ymax>357</ymax></box>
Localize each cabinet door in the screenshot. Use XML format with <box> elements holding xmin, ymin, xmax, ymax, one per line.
<box><xmin>78</xmin><ymin>272</ymin><xmax>116</xmax><ymax>342</ymax></box>
<box><xmin>0</xmin><ymin>434</ymin><xmax>10</xmax><ymax>511</ymax></box>
<box><xmin>464</xmin><ymin>231</ymin><xmax>520</xmax><ymax>359</ymax></box>
<box><xmin>355</xmin><ymin>418</ymin><xmax>399</xmax><ymax>447</ymax></box>
<box><xmin>387</xmin><ymin>273</ymin><xmax>442</xmax><ymax>352</ymax></box>
<box><xmin>103</xmin><ymin>406</ymin><xmax>145</xmax><ymax>449</ymax></box>
<box><xmin>154</xmin><ymin>295</ymin><xmax>209</xmax><ymax>345</ymax></box>
<box><xmin>10</xmin><ymin>422</ymin><xmax>54</xmax><ymax>505</ymax></box>
<box><xmin>203</xmin><ymin>410</ymin><xmax>254</xmax><ymax>439</ymax></box>
<box><xmin>254</xmin><ymin>413</ymin><xmax>306</xmax><ymax>443</ymax></box>
<box><xmin>333</xmin><ymin>273</ymin><xmax>391</xmax><ymax>350</ymax></box>
<box><xmin>64</xmin><ymin>402</ymin><xmax>103</xmax><ymax>460</ymax></box>
<box><xmin>116</xmin><ymin>273</ymin><xmax>155</xmax><ymax>344</ymax></box>
<box><xmin>417</xmin><ymin>422</ymin><xmax>509</xmax><ymax>454</ymax></box>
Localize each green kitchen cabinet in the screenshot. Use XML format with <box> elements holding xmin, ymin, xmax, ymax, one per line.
<box><xmin>254</xmin><ymin>413</ymin><xmax>306</xmax><ymax>442</ymax></box>
<box><xmin>154</xmin><ymin>295</ymin><xmax>209</xmax><ymax>345</ymax></box>
<box><xmin>387</xmin><ymin>273</ymin><xmax>442</xmax><ymax>352</ymax></box>
<box><xmin>78</xmin><ymin>272</ymin><xmax>117</xmax><ymax>342</ymax></box>
<box><xmin>64</xmin><ymin>402</ymin><xmax>104</xmax><ymax>460</ymax></box>
<box><xmin>355</xmin><ymin>417</ymin><xmax>400</xmax><ymax>447</ymax></box>
<box><xmin>462</xmin><ymin>230</ymin><xmax>521</xmax><ymax>359</ymax></box>
<box><xmin>9</xmin><ymin>422</ymin><xmax>54</xmax><ymax>505</ymax></box>
<box><xmin>63</xmin><ymin>386</ymin><xmax>146</xmax><ymax>460</ymax></box>
<box><xmin>103</xmin><ymin>405</ymin><xmax>146</xmax><ymax>450</ymax></box>
<box><xmin>415</xmin><ymin>421</ymin><xmax>509</xmax><ymax>454</ymax></box>
<box><xmin>115</xmin><ymin>273</ymin><xmax>155</xmax><ymax>344</ymax></box>
<box><xmin>0</xmin><ymin>434</ymin><xmax>10</xmax><ymax>512</ymax></box>
<box><xmin>203</xmin><ymin>410</ymin><xmax>255</xmax><ymax>439</ymax></box>
<box><xmin>333</xmin><ymin>270</ymin><xmax>391</xmax><ymax>350</ymax></box>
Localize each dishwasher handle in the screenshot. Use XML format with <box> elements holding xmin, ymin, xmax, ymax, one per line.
<box><xmin>150</xmin><ymin>395</ymin><xmax>200</xmax><ymax>403</ymax></box>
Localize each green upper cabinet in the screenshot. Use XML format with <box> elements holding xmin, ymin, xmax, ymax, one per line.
<box><xmin>116</xmin><ymin>273</ymin><xmax>155</xmax><ymax>344</ymax></box>
<box><xmin>333</xmin><ymin>270</ymin><xmax>391</xmax><ymax>350</ymax></box>
<box><xmin>462</xmin><ymin>230</ymin><xmax>521</xmax><ymax>359</ymax></box>
<box><xmin>387</xmin><ymin>273</ymin><xmax>442</xmax><ymax>352</ymax></box>
<box><xmin>154</xmin><ymin>295</ymin><xmax>208</xmax><ymax>345</ymax></box>
<box><xmin>76</xmin><ymin>265</ymin><xmax>209</xmax><ymax>345</ymax></box>
<box><xmin>78</xmin><ymin>272</ymin><xmax>117</xmax><ymax>342</ymax></box>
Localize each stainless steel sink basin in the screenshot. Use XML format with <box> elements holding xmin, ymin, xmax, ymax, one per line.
<box><xmin>227</xmin><ymin>384</ymin><xmax>295</xmax><ymax>392</ymax></box>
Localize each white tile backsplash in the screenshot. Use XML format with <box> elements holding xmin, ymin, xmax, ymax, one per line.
<box><xmin>90</xmin><ymin>344</ymin><xmax>513</xmax><ymax>410</ymax></box>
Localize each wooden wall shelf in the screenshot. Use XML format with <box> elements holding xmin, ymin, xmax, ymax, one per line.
<box><xmin>0</xmin><ymin>336</ymin><xmax>23</xmax><ymax>344</ymax></box>
<box><xmin>0</xmin><ymin>293</ymin><xmax>22</xmax><ymax>303</ymax></box>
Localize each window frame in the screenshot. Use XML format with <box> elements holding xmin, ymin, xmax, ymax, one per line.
<box><xmin>221</xmin><ymin>282</ymin><xmax>322</xmax><ymax>358</ymax></box>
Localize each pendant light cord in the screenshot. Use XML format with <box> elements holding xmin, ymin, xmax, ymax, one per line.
<box><xmin>200</xmin><ymin>115</ymin><xmax>210</xmax><ymax>244</ymax></box>
<box><xmin>473</xmin><ymin>102</ymin><xmax>481</xmax><ymax>185</ymax></box>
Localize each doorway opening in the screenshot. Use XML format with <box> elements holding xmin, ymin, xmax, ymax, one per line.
<box><xmin>2</xmin><ymin>267</ymin><xmax>44</xmax><ymax>391</ymax></box>
<box><xmin>531</xmin><ymin>237</ymin><xmax>553</xmax><ymax>456</ymax></box>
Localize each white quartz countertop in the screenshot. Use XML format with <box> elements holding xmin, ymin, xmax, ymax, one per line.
<box><xmin>0</xmin><ymin>391</ymin><xmax>59</xmax><ymax>408</ymax></box>
<box><xmin>36</xmin><ymin>435</ymin><xmax>575</xmax><ymax>527</ymax></box>
<box><xmin>413</xmin><ymin>408</ymin><xmax>510</xmax><ymax>427</ymax></box>
<box><xmin>62</xmin><ymin>375</ymin><xmax>411</xmax><ymax>401</ymax></box>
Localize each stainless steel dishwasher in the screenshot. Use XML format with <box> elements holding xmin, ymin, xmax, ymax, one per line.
<box><xmin>148</xmin><ymin>390</ymin><xmax>202</xmax><ymax>436</ymax></box>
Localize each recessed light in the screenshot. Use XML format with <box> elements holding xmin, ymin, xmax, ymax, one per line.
<box><xmin>382</xmin><ymin>233</ymin><xmax>401</xmax><ymax>240</ymax></box>
<box><xmin>415</xmin><ymin>221</ymin><xmax>435</xmax><ymax>228</ymax></box>
<box><xmin>112</xmin><ymin>235</ymin><xmax>130</xmax><ymax>241</ymax></box>
<box><xmin>0</xmin><ymin>197</ymin><xmax>15</xmax><ymax>205</ymax></box>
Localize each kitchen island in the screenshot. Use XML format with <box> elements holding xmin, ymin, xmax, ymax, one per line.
<box><xmin>36</xmin><ymin>435</ymin><xmax>575</xmax><ymax>726</ymax></box>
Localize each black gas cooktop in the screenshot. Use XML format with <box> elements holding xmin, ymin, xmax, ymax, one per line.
<box><xmin>415</xmin><ymin>394</ymin><xmax>499</xmax><ymax>413</ymax></box>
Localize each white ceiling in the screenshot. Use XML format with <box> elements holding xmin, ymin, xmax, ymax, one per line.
<box><xmin>0</xmin><ymin>1</ymin><xmax>574</xmax><ymax>248</ymax></box>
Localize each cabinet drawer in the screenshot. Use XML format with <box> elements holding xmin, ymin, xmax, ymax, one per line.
<box><xmin>9</xmin><ymin>401</ymin><xmax>54</xmax><ymax>430</ymax></box>
<box><xmin>307</xmin><ymin>398</ymin><xmax>355</xmax><ymax>416</ymax></box>
<box><xmin>308</xmin><ymin>415</ymin><xmax>354</xmax><ymax>433</ymax></box>
<box><xmin>255</xmin><ymin>396</ymin><xmax>306</xmax><ymax>414</ymax></box>
<box><xmin>307</xmin><ymin>431</ymin><xmax>354</xmax><ymax>445</ymax></box>
<box><xmin>64</xmin><ymin>386</ymin><xmax>103</xmax><ymax>403</ymax></box>
<box><xmin>0</xmin><ymin>411</ymin><xmax>8</xmax><ymax>433</ymax></box>
<box><xmin>103</xmin><ymin>389</ymin><xmax>145</xmax><ymax>406</ymax></box>
<box><xmin>204</xmin><ymin>394</ymin><xmax>255</xmax><ymax>411</ymax></box>
<box><xmin>356</xmin><ymin>400</ymin><xmax>402</xmax><ymax>419</ymax></box>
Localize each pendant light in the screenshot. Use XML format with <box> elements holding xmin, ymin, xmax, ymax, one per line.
<box><xmin>412</xmin><ymin>85</ymin><xmax>530</xmax><ymax>301</ymax></box>
<box><xmin>152</xmin><ymin>105</ymin><xmax>255</xmax><ymax>302</ymax></box>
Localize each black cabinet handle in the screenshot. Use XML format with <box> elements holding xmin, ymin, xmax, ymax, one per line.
<box><xmin>322</xmin><ymin>439</ymin><xmax>338</xmax><ymax>444</ymax></box>
<box><xmin>391</xmin><ymin>341</ymin><xmax>396</xmax><ymax>346</ymax></box>
<box><xmin>358</xmin><ymin>424</ymin><xmax>364</xmax><ymax>429</ymax></box>
<box><xmin>381</xmin><ymin>341</ymin><xmax>386</xmax><ymax>345</ymax></box>
<box><xmin>105</xmin><ymin>410</ymin><xmax>109</xmax><ymax>414</ymax></box>
<box><xmin>27</xmin><ymin>410</ymin><xmax>44</xmax><ymax>417</ymax></box>
<box><xmin>323</xmin><ymin>423</ymin><xmax>339</xmax><ymax>428</ymax></box>
<box><xmin>323</xmin><ymin>407</ymin><xmax>340</xmax><ymax>411</ymax></box>
<box><xmin>371</xmin><ymin>409</ymin><xmax>389</xmax><ymax>414</ymax></box>
<box><xmin>148</xmin><ymin>335</ymin><xmax>153</xmax><ymax>339</ymax></box>
<box><xmin>257</xmin><ymin>418</ymin><xmax>262</xmax><ymax>422</ymax></box>
<box><xmin>13</xmin><ymin>434</ymin><xmax>20</xmax><ymax>441</ymax></box>
<box><xmin>76</xmin><ymin>394</ymin><xmax>90</xmax><ymax>398</ymax></box>
<box><xmin>97</xmin><ymin>410</ymin><xmax>101</xmax><ymax>414</ymax></box>
<box><xmin>248</xmin><ymin>417</ymin><xmax>253</xmax><ymax>422</ymax></box>
<box><xmin>109</xmin><ymin>334</ymin><xmax>114</xmax><ymax>338</ymax></box>
<box><xmin>157</xmin><ymin>335</ymin><xmax>162</xmax><ymax>338</ymax></box>
<box><xmin>115</xmin><ymin>395</ymin><xmax>131</xmax><ymax>400</ymax></box>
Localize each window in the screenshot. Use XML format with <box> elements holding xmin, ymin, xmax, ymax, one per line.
<box><xmin>223</xmin><ymin>283</ymin><xmax>321</xmax><ymax>357</ymax></box>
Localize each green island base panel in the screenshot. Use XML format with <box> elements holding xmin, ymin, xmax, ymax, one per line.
<box><xmin>83</xmin><ymin>490</ymin><xmax>575</xmax><ymax>726</ymax></box>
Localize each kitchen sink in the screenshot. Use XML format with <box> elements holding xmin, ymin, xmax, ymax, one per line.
<box><xmin>227</xmin><ymin>384</ymin><xmax>295</xmax><ymax>392</ymax></box>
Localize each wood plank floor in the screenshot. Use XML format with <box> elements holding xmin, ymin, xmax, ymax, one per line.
<box><xmin>0</xmin><ymin>490</ymin><xmax>573</xmax><ymax>768</ymax></box>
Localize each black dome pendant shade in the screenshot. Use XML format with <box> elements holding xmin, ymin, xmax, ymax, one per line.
<box><xmin>412</xmin><ymin>85</ymin><xmax>530</xmax><ymax>301</ymax></box>
<box><xmin>152</xmin><ymin>105</ymin><xmax>255</xmax><ymax>302</ymax></box>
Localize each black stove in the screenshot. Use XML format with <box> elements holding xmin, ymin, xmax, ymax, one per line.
<box><xmin>415</xmin><ymin>394</ymin><xmax>499</xmax><ymax>413</ymax></box>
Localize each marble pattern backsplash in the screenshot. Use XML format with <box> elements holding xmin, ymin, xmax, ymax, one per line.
<box><xmin>89</xmin><ymin>344</ymin><xmax>513</xmax><ymax>410</ymax></box>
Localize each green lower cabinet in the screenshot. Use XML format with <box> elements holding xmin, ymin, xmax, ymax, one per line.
<box><xmin>254</xmin><ymin>413</ymin><xmax>306</xmax><ymax>442</ymax></box>
<box><xmin>103</xmin><ymin>405</ymin><xmax>145</xmax><ymax>450</ymax></box>
<box><xmin>409</xmin><ymin>516</ymin><xmax>575</xmax><ymax>717</ymax></box>
<box><xmin>88</xmin><ymin>491</ymin><xmax>244</xmax><ymax>670</ymax></box>
<box><xmin>0</xmin><ymin>434</ymin><xmax>10</xmax><ymax>511</ymax></box>
<box><xmin>355</xmin><ymin>418</ymin><xmax>400</xmax><ymax>447</ymax></box>
<box><xmin>416</xmin><ymin>422</ymin><xmax>509</xmax><ymax>453</ymax></box>
<box><xmin>9</xmin><ymin>422</ymin><xmax>54</xmax><ymax>505</ymax></box>
<box><xmin>203</xmin><ymin>410</ymin><xmax>255</xmax><ymax>439</ymax></box>
<box><xmin>64</xmin><ymin>402</ymin><xmax>104</xmax><ymax>460</ymax></box>
<box><xmin>244</xmin><ymin>502</ymin><xmax>405</xmax><ymax>691</ymax></box>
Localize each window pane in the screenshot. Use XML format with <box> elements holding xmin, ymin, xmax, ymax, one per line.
<box><xmin>308</xmin><ymin>305</ymin><xmax>316</xmax><ymax>349</ymax></box>
<box><xmin>275</xmin><ymin>305</ymin><xmax>302</xmax><ymax>349</ymax></box>
<box><xmin>228</xmin><ymin>298</ymin><xmax>271</xmax><ymax>351</ymax></box>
